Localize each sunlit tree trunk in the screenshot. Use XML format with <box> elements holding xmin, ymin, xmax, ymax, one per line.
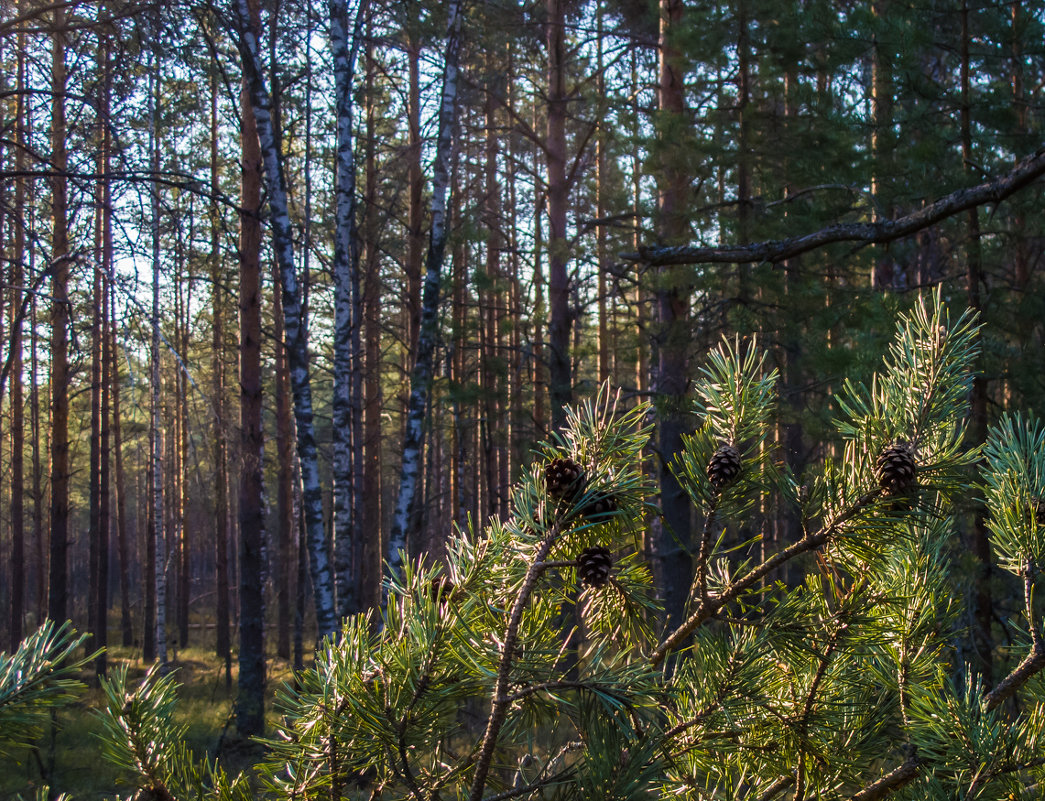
<box><xmin>209</xmin><ymin>67</ymin><xmax>232</xmax><ymax>683</ymax></box>
<box><xmin>330</xmin><ymin>0</ymin><xmax>368</xmax><ymax>620</ymax></box>
<box><xmin>232</xmin><ymin>0</ymin><xmax>338</xmax><ymax>638</ymax></box>
<box><xmin>236</xmin><ymin>0</ymin><xmax>266</xmax><ymax>737</ymax></box>
<box><xmin>273</xmin><ymin>257</ymin><xmax>294</xmax><ymax>659</ymax></box>
<box><xmin>148</xmin><ymin>17</ymin><xmax>165</xmax><ymax>665</ymax></box>
<box><xmin>387</xmin><ymin>0</ymin><xmax>464</xmax><ymax>585</ymax></box>
<box><xmin>111</xmin><ymin>278</ymin><xmax>132</xmax><ymax>648</ymax></box>
<box><xmin>362</xmin><ymin>36</ymin><xmax>383</xmax><ymax>610</ymax></box>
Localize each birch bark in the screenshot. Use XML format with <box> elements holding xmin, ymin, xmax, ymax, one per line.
<box><xmin>386</xmin><ymin>0</ymin><xmax>464</xmax><ymax>584</ymax></box>
<box><xmin>232</xmin><ymin>0</ymin><xmax>338</xmax><ymax>638</ymax></box>
<box><xmin>329</xmin><ymin>0</ymin><xmax>369</xmax><ymax>621</ymax></box>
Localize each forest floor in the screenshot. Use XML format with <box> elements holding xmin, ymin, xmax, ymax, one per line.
<box><xmin>0</xmin><ymin>637</ymin><xmax>297</xmax><ymax>800</ymax></box>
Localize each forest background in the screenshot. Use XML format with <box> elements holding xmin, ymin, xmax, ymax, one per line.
<box><xmin>0</xmin><ymin>0</ymin><xmax>1044</xmax><ymax>773</ymax></box>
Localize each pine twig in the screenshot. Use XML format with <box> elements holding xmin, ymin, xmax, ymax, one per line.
<box><xmin>847</xmin><ymin>751</ymin><xmax>920</xmax><ymax>801</ymax></box>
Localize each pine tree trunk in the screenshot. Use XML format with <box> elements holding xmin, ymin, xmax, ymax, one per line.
<box><xmin>209</xmin><ymin>68</ymin><xmax>232</xmax><ymax>684</ymax></box>
<box><xmin>546</xmin><ymin>0</ymin><xmax>571</xmax><ymax>432</ymax></box>
<box><xmin>232</xmin><ymin>0</ymin><xmax>338</xmax><ymax>638</ymax></box>
<box><xmin>653</xmin><ymin>0</ymin><xmax>693</xmax><ymax>632</ymax></box>
<box><xmin>111</xmin><ymin>279</ymin><xmax>132</xmax><ymax>648</ymax></box>
<box><xmin>961</xmin><ymin>0</ymin><xmax>992</xmax><ymax>685</ymax></box>
<box><xmin>47</xmin><ymin>2</ymin><xmax>70</xmax><ymax>625</ymax></box>
<box><xmin>362</xmin><ymin>37</ymin><xmax>383</xmax><ymax>611</ymax></box>
<box><xmin>236</xmin><ymin>0</ymin><xmax>266</xmax><ymax>737</ymax></box>
<box><xmin>273</xmin><ymin>258</ymin><xmax>294</xmax><ymax>659</ymax></box>
<box><xmin>149</xmin><ymin>25</ymin><xmax>166</xmax><ymax>665</ymax></box>
<box><xmin>9</xmin><ymin>9</ymin><xmax>27</xmax><ymax>649</ymax></box>
<box><xmin>405</xmin><ymin>29</ymin><xmax>424</xmax><ymax>360</ymax></box>
<box><xmin>97</xmin><ymin>76</ymin><xmax>112</xmax><ymax>672</ymax></box>
<box><xmin>387</xmin><ymin>0</ymin><xmax>464</xmax><ymax>584</ymax></box>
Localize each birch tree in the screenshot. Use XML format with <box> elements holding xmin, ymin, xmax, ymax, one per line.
<box><xmin>230</xmin><ymin>0</ymin><xmax>338</xmax><ymax>638</ymax></box>
<box><xmin>386</xmin><ymin>0</ymin><xmax>464</xmax><ymax>585</ymax></box>
<box><xmin>330</xmin><ymin>0</ymin><xmax>369</xmax><ymax>621</ymax></box>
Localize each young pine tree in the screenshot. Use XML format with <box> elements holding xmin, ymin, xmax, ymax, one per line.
<box><xmin>8</xmin><ymin>292</ymin><xmax>1045</xmax><ymax>800</ymax></box>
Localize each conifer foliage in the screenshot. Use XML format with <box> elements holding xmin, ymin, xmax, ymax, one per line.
<box><xmin>9</xmin><ymin>295</ymin><xmax>1045</xmax><ymax>799</ymax></box>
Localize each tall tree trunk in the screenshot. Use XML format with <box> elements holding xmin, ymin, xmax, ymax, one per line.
<box><xmin>176</xmin><ymin>242</ymin><xmax>190</xmax><ymax>650</ymax></box>
<box><xmin>273</xmin><ymin>257</ymin><xmax>294</xmax><ymax>659</ymax></box>
<box><xmin>362</xmin><ymin>36</ymin><xmax>383</xmax><ymax>611</ymax></box>
<box><xmin>483</xmin><ymin>50</ymin><xmax>504</xmax><ymax>518</ymax></box>
<box><xmin>653</xmin><ymin>0</ymin><xmax>693</xmax><ymax>632</ymax></box>
<box><xmin>405</xmin><ymin>28</ymin><xmax>424</xmax><ymax>364</ymax></box>
<box><xmin>232</xmin><ymin>0</ymin><xmax>338</xmax><ymax>638</ymax></box>
<box><xmin>111</xmin><ymin>279</ymin><xmax>132</xmax><ymax>648</ymax></box>
<box><xmin>870</xmin><ymin>0</ymin><xmax>896</xmax><ymax>289</ymax></box>
<box><xmin>961</xmin><ymin>0</ymin><xmax>992</xmax><ymax>685</ymax></box>
<box><xmin>96</xmin><ymin>60</ymin><xmax>113</xmax><ymax>672</ymax></box>
<box><xmin>330</xmin><ymin>0</ymin><xmax>369</xmax><ymax>620</ymax></box>
<box><xmin>546</xmin><ymin>0</ymin><xmax>571</xmax><ymax>432</ymax></box>
<box><xmin>47</xmin><ymin>2</ymin><xmax>71</xmax><ymax>625</ymax></box>
<box><xmin>149</xmin><ymin>22</ymin><xmax>166</xmax><ymax>665</ymax></box>
<box><xmin>596</xmin><ymin>2</ymin><xmax>610</xmax><ymax>385</ymax></box>
<box><xmin>387</xmin><ymin>0</ymin><xmax>464</xmax><ymax>585</ymax></box>
<box><xmin>236</xmin><ymin>0</ymin><xmax>267</xmax><ymax>737</ymax></box>
<box><xmin>9</xmin><ymin>6</ymin><xmax>27</xmax><ymax>650</ymax></box>
<box><xmin>210</xmin><ymin>67</ymin><xmax>232</xmax><ymax>684</ymax></box>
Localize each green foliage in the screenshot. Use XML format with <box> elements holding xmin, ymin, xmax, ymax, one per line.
<box><xmin>0</xmin><ymin>621</ymin><xmax>95</xmax><ymax>758</ymax></box>
<box><xmin>16</xmin><ymin>297</ymin><xmax>1045</xmax><ymax>799</ymax></box>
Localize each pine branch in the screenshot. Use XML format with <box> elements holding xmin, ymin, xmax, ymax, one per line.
<box><xmin>468</xmin><ymin>522</ymin><xmax>566</xmax><ymax>801</ymax></box>
<box><xmin>847</xmin><ymin>751</ymin><xmax>921</xmax><ymax>801</ymax></box>
<box><xmin>621</xmin><ymin>145</ymin><xmax>1045</xmax><ymax>266</ymax></box>
<box><xmin>652</xmin><ymin>490</ymin><xmax>880</xmax><ymax>667</ymax></box>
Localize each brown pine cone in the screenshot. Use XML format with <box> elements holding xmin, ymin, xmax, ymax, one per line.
<box><xmin>546</xmin><ymin>457</ymin><xmax>584</xmax><ymax>501</ymax></box>
<box><xmin>707</xmin><ymin>443</ymin><xmax>743</xmax><ymax>489</ymax></box>
<box><xmin>876</xmin><ymin>442</ymin><xmax>917</xmax><ymax>495</ymax></box>
<box><xmin>577</xmin><ymin>546</ymin><xmax>613</xmax><ymax>588</ymax></box>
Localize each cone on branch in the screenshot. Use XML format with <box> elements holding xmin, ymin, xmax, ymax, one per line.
<box><xmin>546</xmin><ymin>457</ymin><xmax>584</xmax><ymax>501</ymax></box>
<box><xmin>576</xmin><ymin>546</ymin><xmax>613</xmax><ymax>588</ymax></box>
<box><xmin>579</xmin><ymin>492</ymin><xmax>618</xmax><ymax>521</ymax></box>
<box><xmin>1032</xmin><ymin>498</ymin><xmax>1045</xmax><ymax>527</ymax></box>
<box><xmin>707</xmin><ymin>443</ymin><xmax>743</xmax><ymax>490</ymax></box>
<box><xmin>876</xmin><ymin>442</ymin><xmax>917</xmax><ymax>495</ymax></box>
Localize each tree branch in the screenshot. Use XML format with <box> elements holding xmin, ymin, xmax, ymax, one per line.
<box><xmin>848</xmin><ymin>751</ymin><xmax>921</xmax><ymax>801</ymax></box>
<box><xmin>621</xmin><ymin>145</ymin><xmax>1045</xmax><ymax>266</ymax></box>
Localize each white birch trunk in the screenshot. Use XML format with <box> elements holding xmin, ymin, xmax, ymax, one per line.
<box><xmin>386</xmin><ymin>0</ymin><xmax>463</xmax><ymax>586</ymax></box>
<box><xmin>232</xmin><ymin>0</ymin><xmax>337</xmax><ymax>637</ymax></box>
<box><xmin>329</xmin><ymin>0</ymin><xmax>369</xmax><ymax>621</ymax></box>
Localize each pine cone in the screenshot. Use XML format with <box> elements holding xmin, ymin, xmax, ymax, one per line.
<box><xmin>1033</xmin><ymin>499</ymin><xmax>1045</xmax><ymax>527</ymax></box>
<box><xmin>546</xmin><ymin>457</ymin><xmax>584</xmax><ymax>501</ymax></box>
<box><xmin>576</xmin><ymin>546</ymin><xmax>613</xmax><ymax>588</ymax></box>
<box><xmin>579</xmin><ymin>492</ymin><xmax>618</xmax><ymax>521</ymax></box>
<box><xmin>707</xmin><ymin>443</ymin><xmax>743</xmax><ymax>489</ymax></box>
<box><xmin>876</xmin><ymin>442</ymin><xmax>917</xmax><ymax>495</ymax></box>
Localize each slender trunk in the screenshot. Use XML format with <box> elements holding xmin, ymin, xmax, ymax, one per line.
<box><xmin>596</xmin><ymin>3</ymin><xmax>609</xmax><ymax>385</ymax></box>
<box><xmin>330</xmin><ymin>0</ymin><xmax>369</xmax><ymax>620</ymax></box>
<box><xmin>546</xmin><ymin>0</ymin><xmax>570</xmax><ymax>432</ymax></box>
<box><xmin>236</xmin><ymin>0</ymin><xmax>266</xmax><ymax>737</ymax></box>
<box><xmin>210</xmin><ymin>69</ymin><xmax>232</xmax><ymax>682</ymax></box>
<box><xmin>362</xmin><ymin>37</ymin><xmax>383</xmax><ymax>611</ymax></box>
<box><xmin>89</xmin><ymin>193</ymin><xmax>103</xmax><ymax>650</ymax></box>
<box><xmin>111</xmin><ymin>279</ymin><xmax>132</xmax><ymax>648</ymax></box>
<box><xmin>387</xmin><ymin>0</ymin><xmax>463</xmax><ymax>585</ymax></box>
<box><xmin>47</xmin><ymin>2</ymin><xmax>70</xmax><ymax>625</ymax></box>
<box><xmin>406</xmin><ymin>30</ymin><xmax>424</xmax><ymax>360</ymax></box>
<box><xmin>653</xmin><ymin>0</ymin><xmax>693</xmax><ymax>631</ymax></box>
<box><xmin>149</xmin><ymin>24</ymin><xmax>166</xmax><ymax>665</ymax></box>
<box><xmin>97</xmin><ymin>72</ymin><xmax>112</xmax><ymax>672</ymax></box>
<box><xmin>273</xmin><ymin>257</ymin><xmax>294</xmax><ymax>659</ymax></box>
<box><xmin>483</xmin><ymin>53</ymin><xmax>503</xmax><ymax>517</ymax></box>
<box><xmin>961</xmin><ymin>0</ymin><xmax>992</xmax><ymax>685</ymax></box>
<box><xmin>10</xmin><ymin>9</ymin><xmax>27</xmax><ymax>650</ymax></box>
<box><xmin>870</xmin><ymin>0</ymin><xmax>896</xmax><ymax>289</ymax></box>
<box><xmin>232</xmin><ymin>0</ymin><xmax>338</xmax><ymax>637</ymax></box>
